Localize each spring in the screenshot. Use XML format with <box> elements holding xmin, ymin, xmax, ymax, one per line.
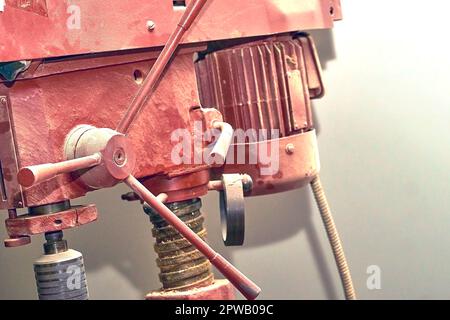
<box><xmin>144</xmin><ymin>198</ymin><xmax>214</xmax><ymax>291</ymax></box>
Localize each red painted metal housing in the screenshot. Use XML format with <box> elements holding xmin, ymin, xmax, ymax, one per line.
<box><xmin>196</xmin><ymin>35</ymin><xmax>323</xmax><ymax>195</ymax></box>
<box><xmin>0</xmin><ymin>0</ymin><xmax>341</xmax><ymax>62</ymax></box>
<box><xmin>0</xmin><ymin>0</ymin><xmax>341</xmax><ymax>208</ymax></box>
<box><xmin>0</xmin><ymin>0</ymin><xmax>343</xmax><ymax>300</ymax></box>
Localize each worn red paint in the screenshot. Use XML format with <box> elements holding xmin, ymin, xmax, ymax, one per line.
<box><xmin>0</xmin><ymin>0</ymin><xmax>342</xmax><ymax>299</ymax></box>
<box><xmin>5</xmin><ymin>204</ymin><xmax>97</xmax><ymax>237</ymax></box>
<box><xmin>0</xmin><ymin>0</ymin><xmax>341</xmax><ymax>62</ymax></box>
<box><xmin>5</xmin><ymin>0</ymin><xmax>48</xmax><ymax>16</ymax></box>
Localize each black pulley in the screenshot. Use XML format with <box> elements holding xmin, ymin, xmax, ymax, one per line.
<box><xmin>219</xmin><ymin>174</ymin><xmax>247</xmax><ymax>246</ymax></box>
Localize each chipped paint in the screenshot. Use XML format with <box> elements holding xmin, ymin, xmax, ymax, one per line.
<box><xmin>5</xmin><ymin>0</ymin><xmax>48</xmax><ymax>16</ymax></box>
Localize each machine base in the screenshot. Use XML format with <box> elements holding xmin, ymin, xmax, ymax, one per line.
<box><xmin>145</xmin><ymin>279</ymin><xmax>235</xmax><ymax>300</ymax></box>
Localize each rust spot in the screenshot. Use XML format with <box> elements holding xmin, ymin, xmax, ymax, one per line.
<box><xmin>272</xmin><ymin>171</ymin><xmax>283</xmax><ymax>179</ymax></box>
<box><xmin>265</xmin><ymin>183</ymin><xmax>275</xmax><ymax>190</ymax></box>
<box><xmin>0</xmin><ymin>122</ymin><xmax>10</xmax><ymax>134</ymax></box>
<box><xmin>286</xmin><ymin>55</ymin><xmax>297</xmax><ymax>68</ymax></box>
<box><xmin>5</xmin><ymin>0</ymin><xmax>48</xmax><ymax>16</ymax></box>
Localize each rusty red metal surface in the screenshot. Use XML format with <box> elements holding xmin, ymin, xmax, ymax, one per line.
<box><xmin>0</xmin><ymin>95</ymin><xmax>23</xmax><ymax>209</ymax></box>
<box><xmin>0</xmin><ymin>2</ymin><xmax>339</xmax><ymax>207</ymax></box>
<box><xmin>5</xmin><ymin>204</ymin><xmax>97</xmax><ymax>237</ymax></box>
<box><xmin>0</xmin><ymin>0</ymin><xmax>341</xmax><ymax>62</ymax></box>
<box><xmin>216</xmin><ymin>130</ymin><xmax>320</xmax><ymax>196</ymax></box>
<box><xmin>5</xmin><ymin>0</ymin><xmax>48</xmax><ymax>17</ymax></box>
<box><xmin>197</xmin><ymin>35</ymin><xmax>323</xmax><ymax>196</ymax></box>
<box><xmin>143</xmin><ymin>170</ymin><xmax>210</xmax><ymax>203</ymax></box>
<box><xmin>196</xmin><ymin>35</ymin><xmax>322</xmax><ymax>137</ymax></box>
<box><xmin>116</xmin><ymin>0</ymin><xmax>208</xmax><ymax>134</ymax></box>
<box><xmin>146</xmin><ymin>279</ymin><xmax>235</xmax><ymax>300</ymax></box>
<box><xmin>4</xmin><ymin>235</ymin><xmax>31</xmax><ymax>247</ymax></box>
<box><xmin>0</xmin><ymin>49</ymin><xmax>211</xmax><ymax>208</ymax></box>
<box><xmin>0</xmin><ymin>0</ymin><xmax>342</xmax><ymax>299</ymax></box>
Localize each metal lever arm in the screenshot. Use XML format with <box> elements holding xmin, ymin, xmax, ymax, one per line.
<box><xmin>16</xmin><ymin>126</ymin><xmax>260</xmax><ymax>299</ymax></box>
<box><xmin>17</xmin><ymin>153</ymin><xmax>102</xmax><ymax>188</ymax></box>
<box><xmin>124</xmin><ymin>175</ymin><xmax>261</xmax><ymax>300</ymax></box>
<box><xmin>116</xmin><ymin>0</ymin><xmax>208</xmax><ymax>134</ymax></box>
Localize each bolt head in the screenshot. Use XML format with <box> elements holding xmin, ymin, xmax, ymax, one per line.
<box><xmin>285</xmin><ymin>143</ymin><xmax>295</xmax><ymax>155</ymax></box>
<box><xmin>146</xmin><ymin>20</ymin><xmax>156</xmax><ymax>31</ymax></box>
<box><xmin>240</xmin><ymin>174</ymin><xmax>253</xmax><ymax>193</ymax></box>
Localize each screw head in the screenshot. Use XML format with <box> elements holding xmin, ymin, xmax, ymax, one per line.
<box><xmin>113</xmin><ymin>148</ymin><xmax>127</xmax><ymax>166</ymax></box>
<box><xmin>240</xmin><ymin>174</ymin><xmax>253</xmax><ymax>193</ymax></box>
<box><xmin>146</xmin><ymin>20</ymin><xmax>156</xmax><ymax>31</ymax></box>
<box><xmin>0</xmin><ymin>97</ymin><xmax>6</xmax><ymax>105</ymax></box>
<box><xmin>285</xmin><ymin>143</ymin><xmax>295</xmax><ymax>155</ymax></box>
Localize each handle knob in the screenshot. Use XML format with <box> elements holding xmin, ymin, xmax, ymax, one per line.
<box><xmin>17</xmin><ymin>126</ymin><xmax>136</xmax><ymax>189</ymax></box>
<box><xmin>17</xmin><ymin>154</ymin><xmax>102</xmax><ymax>188</ymax></box>
<box><xmin>210</xmin><ymin>121</ymin><xmax>234</xmax><ymax>165</ymax></box>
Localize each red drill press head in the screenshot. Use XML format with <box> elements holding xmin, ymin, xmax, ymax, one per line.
<box><xmin>0</xmin><ymin>0</ymin><xmax>342</xmax><ymax>300</ymax></box>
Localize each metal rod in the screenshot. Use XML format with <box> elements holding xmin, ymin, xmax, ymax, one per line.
<box><xmin>116</xmin><ymin>0</ymin><xmax>208</xmax><ymax>134</ymax></box>
<box><xmin>207</xmin><ymin>180</ymin><xmax>224</xmax><ymax>191</ymax></box>
<box><xmin>17</xmin><ymin>153</ymin><xmax>102</xmax><ymax>188</ymax></box>
<box><xmin>124</xmin><ymin>175</ymin><xmax>261</xmax><ymax>300</ymax></box>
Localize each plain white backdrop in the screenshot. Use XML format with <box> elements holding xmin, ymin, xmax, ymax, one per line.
<box><xmin>1</xmin><ymin>0</ymin><xmax>450</xmax><ymax>299</ymax></box>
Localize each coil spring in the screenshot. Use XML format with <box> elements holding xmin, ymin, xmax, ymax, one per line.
<box><xmin>144</xmin><ymin>198</ymin><xmax>214</xmax><ymax>291</ymax></box>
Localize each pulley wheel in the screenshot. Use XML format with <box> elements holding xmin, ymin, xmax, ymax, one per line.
<box><xmin>219</xmin><ymin>174</ymin><xmax>245</xmax><ymax>246</ymax></box>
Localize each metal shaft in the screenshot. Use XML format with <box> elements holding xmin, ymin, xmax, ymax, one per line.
<box><xmin>310</xmin><ymin>175</ymin><xmax>356</xmax><ymax>300</ymax></box>
<box><xmin>17</xmin><ymin>153</ymin><xmax>102</xmax><ymax>187</ymax></box>
<box><xmin>125</xmin><ymin>175</ymin><xmax>261</xmax><ymax>300</ymax></box>
<box><xmin>116</xmin><ymin>0</ymin><xmax>208</xmax><ymax>134</ymax></box>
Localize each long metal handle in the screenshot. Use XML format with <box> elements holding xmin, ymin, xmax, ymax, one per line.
<box><xmin>17</xmin><ymin>154</ymin><xmax>102</xmax><ymax>188</ymax></box>
<box><xmin>124</xmin><ymin>175</ymin><xmax>261</xmax><ymax>300</ymax></box>
<box><xmin>116</xmin><ymin>0</ymin><xmax>208</xmax><ymax>134</ymax></box>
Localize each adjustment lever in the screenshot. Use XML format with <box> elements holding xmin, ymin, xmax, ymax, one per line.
<box><xmin>16</xmin><ymin>126</ymin><xmax>261</xmax><ymax>300</ymax></box>
<box><xmin>125</xmin><ymin>175</ymin><xmax>261</xmax><ymax>300</ymax></box>
<box><xmin>17</xmin><ymin>154</ymin><xmax>102</xmax><ymax>188</ymax></box>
